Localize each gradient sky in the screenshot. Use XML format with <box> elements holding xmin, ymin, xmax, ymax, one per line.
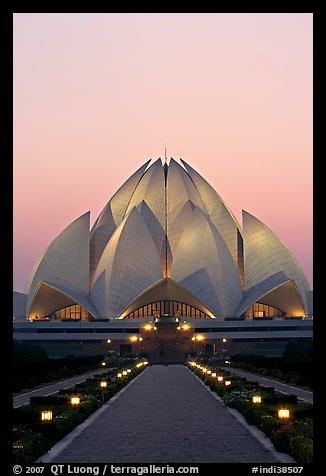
<box><xmin>13</xmin><ymin>13</ymin><xmax>313</xmax><ymax>292</ymax></box>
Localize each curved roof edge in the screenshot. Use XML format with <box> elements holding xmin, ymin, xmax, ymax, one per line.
<box><xmin>235</xmin><ymin>271</ymin><xmax>307</xmax><ymax>317</ymax></box>
<box><xmin>118</xmin><ymin>277</ymin><xmax>215</xmax><ymax>319</ymax></box>
<box><xmin>28</xmin><ymin>280</ymin><xmax>100</xmax><ymax>320</ymax></box>
<box><xmin>235</xmin><ymin>271</ymin><xmax>289</xmax><ymax>316</ymax></box>
<box><xmin>25</xmin><ymin>211</ymin><xmax>91</xmax><ymax>318</ymax></box>
<box><xmin>242</xmin><ymin>209</ymin><xmax>310</xmax><ymax>314</ymax></box>
<box><xmin>91</xmin><ymin>159</ymin><xmax>151</xmax><ymax>234</ymax></box>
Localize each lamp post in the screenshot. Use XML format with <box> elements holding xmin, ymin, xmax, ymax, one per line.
<box><xmin>221</xmin><ymin>338</ymin><xmax>227</xmax><ymax>363</ymax></box>
<box><xmin>100</xmin><ymin>381</ymin><xmax>108</xmax><ymax>403</ymax></box>
<box><xmin>278</xmin><ymin>409</ymin><xmax>290</xmax><ymax>419</ymax></box>
<box><xmin>130</xmin><ymin>336</ymin><xmax>143</xmax><ymax>355</ymax></box>
<box><xmin>196</xmin><ymin>335</ymin><xmax>205</xmax><ymax>354</ymax></box>
<box><xmin>41</xmin><ymin>411</ymin><xmax>52</xmax><ymax>421</ymax></box>
<box><xmin>107</xmin><ymin>339</ymin><xmax>112</xmax><ymax>357</ymax></box>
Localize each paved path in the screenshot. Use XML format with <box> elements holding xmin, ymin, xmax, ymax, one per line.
<box><xmin>39</xmin><ymin>365</ymin><xmax>289</xmax><ymax>463</ymax></box>
<box><xmin>224</xmin><ymin>367</ymin><xmax>313</xmax><ymax>404</ymax></box>
<box><xmin>13</xmin><ymin>369</ymin><xmax>105</xmax><ymax>408</ymax></box>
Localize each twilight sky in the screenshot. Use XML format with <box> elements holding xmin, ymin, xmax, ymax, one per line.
<box><xmin>13</xmin><ymin>13</ymin><xmax>313</xmax><ymax>292</ymax></box>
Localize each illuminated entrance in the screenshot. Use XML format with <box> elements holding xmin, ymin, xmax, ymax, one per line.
<box><xmin>123</xmin><ymin>300</ymin><xmax>210</xmax><ymax>319</ymax></box>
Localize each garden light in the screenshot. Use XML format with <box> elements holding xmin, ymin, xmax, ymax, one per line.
<box><xmin>207</xmin><ymin>370</ymin><xmax>212</xmax><ymax>374</ymax></box>
<box><xmin>71</xmin><ymin>397</ymin><xmax>80</xmax><ymax>405</ymax></box>
<box><xmin>127</xmin><ymin>369</ymin><xmax>131</xmax><ymax>373</ymax></box>
<box><xmin>41</xmin><ymin>411</ymin><xmax>52</xmax><ymax>421</ymax></box>
<box><xmin>212</xmin><ymin>373</ymin><xmax>216</xmax><ymax>377</ymax></box>
<box><xmin>100</xmin><ymin>381</ymin><xmax>108</xmax><ymax>388</ymax></box>
<box><xmin>117</xmin><ymin>373</ymin><xmax>122</xmax><ymax>378</ymax></box>
<box><xmin>217</xmin><ymin>376</ymin><xmax>224</xmax><ymax>382</ymax></box>
<box><xmin>222</xmin><ymin>338</ymin><xmax>227</xmax><ymax>343</ymax></box>
<box><xmin>107</xmin><ymin>339</ymin><xmax>111</xmax><ymax>344</ymax></box>
<box><xmin>224</xmin><ymin>380</ymin><xmax>231</xmax><ymax>386</ymax></box>
<box><xmin>252</xmin><ymin>396</ymin><xmax>262</xmax><ymax>404</ymax></box>
<box><xmin>122</xmin><ymin>371</ymin><xmax>127</xmax><ymax>376</ymax></box>
<box><xmin>278</xmin><ymin>409</ymin><xmax>290</xmax><ymax>419</ymax></box>
<box><xmin>101</xmin><ymin>362</ymin><xmax>106</xmax><ymax>366</ymax></box>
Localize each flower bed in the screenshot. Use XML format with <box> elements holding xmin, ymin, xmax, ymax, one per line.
<box><xmin>187</xmin><ymin>360</ymin><xmax>313</xmax><ymax>463</ymax></box>
<box><xmin>13</xmin><ymin>360</ymin><xmax>149</xmax><ymax>464</ymax></box>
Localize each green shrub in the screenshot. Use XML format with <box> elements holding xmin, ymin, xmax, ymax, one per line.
<box><xmin>270</xmin><ymin>425</ymin><xmax>292</xmax><ymax>452</ymax></box>
<box><xmin>259</xmin><ymin>415</ymin><xmax>283</xmax><ymax>437</ymax></box>
<box><xmin>30</xmin><ymin>395</ymin><xmax>69</xmax><ymax>406</ymax></box>
<box><xmin>13</xmin><ymin>406</ymin><xmax>50</xmax><ymax>425</ymax></box>
<box><xmin>263</xmin><ymin>394</ymin><xmax>298</xmax><ymax>405</ymax></box>
<box><xmin>290</xmin><ymin>435</ymin><xmax>313</xmax><ymax>464</ymax></box>
<box><xmin>292</xmin><ymin>403</ymin><xmax>313</xmax><ymax>419</ymax></box>
<box><xmin>13</xmin><ymin>433</ymin><xmax>52</xmax><ymax>465</ymax></box>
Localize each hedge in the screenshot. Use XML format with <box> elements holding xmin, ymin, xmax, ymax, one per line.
<box><xmin>187</xmin><ymin>360</ymin><xmax>313</xmax><ymax>463</ymax></box>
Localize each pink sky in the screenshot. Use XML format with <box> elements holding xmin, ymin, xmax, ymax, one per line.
<box><xmin>13</xmin><ymin>13</ymin><xmax>313</xmax><ymax>291</ymax></box>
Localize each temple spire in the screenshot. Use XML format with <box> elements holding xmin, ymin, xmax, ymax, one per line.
<box><xmin>164</xmin><ymin>142</ymin><xmax>167</xmax><ymax>164</ymax></box>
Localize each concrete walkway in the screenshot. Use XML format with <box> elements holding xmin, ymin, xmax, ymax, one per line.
<box><xmin>39</xmin><ymin>365</ymin><xmax>291</xmax><ymax>463</ymax></box>
<box><xmin>224</xmin><ymin>367</ymin><xmax>313</xmax><ymax>404</ymax></box>
<box><xmin>13</xmin><ymin>369</ymin><xmax>105</xmax><ymax>408</ymax></box>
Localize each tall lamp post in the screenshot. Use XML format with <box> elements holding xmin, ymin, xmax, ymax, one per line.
<box><xmin>192</xmin><ymin>335</ymin><xmax>205</xmax><ymax>354</ymax></box>
<box><xmin>130</xmin><ymin>336</ymin><xmax>143</xmax><ymax>355</ymax></box>
<box><xmin>107</xmin><ymin>339</ymin><xmax>112</xmax><ymax>357</ymax></box>
<box><xmin>222</xmin><ymin>338</ymin><xmax>227</xmax><ymax>362</ymax></box>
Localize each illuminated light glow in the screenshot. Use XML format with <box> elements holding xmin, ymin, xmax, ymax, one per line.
<box><xmin>177</xmin><ymin>326</ymin><xmax>181</xmax><ymax>330</ymax></box>
<box><xmin>107</xmin><ymin>339</ymin><xmax>111</xmax><ymax>344</ymax></box>
<box><xmin>196</xmin><ymin>335</ymin><xmax>204</xmax><ymax>341</ymax></box>
<box><xmin>127</xmin><ymin>369</ymin><xmax>131</xmax><ymax>373</ymax></box>
<box><xmin>41</xmin><ymin>411</ymin><xmax>52</xmax><ymax>421</ymax></box>
<box><xmin>100</xmin><ymin>381</ymin><xmax>108</xmax><ymax>388</ymax></box>
<box><xmin>154</xmin><ymin>326</ymin><xmax>157</xmax><ymax>330</ymax></box>
<box><xmin>101</xmin><ymin>362</ymin><xmax>106</xmax><ymax>366</ymax></box>
<box><xmin>130</xmin><ymin>336</ymin><xmax>138</xmax><ymax>342</ymax></box>
<box><xmin>212</xmin><ymin>373</ymin><xmax>216</xmax><ymax>377</ymax></box>
<box><xmin>71</xmin><ymin>397</ymin><xmax>80</xmax><ymax>405</ymax></box>
<box><xmin>222</xmin><ymin>338</ymin><xmax>227</xmax><ymax>343</ymax></box>
<box><xmin>139</xmin><ymin>337</ymin><xmax>143</xmax><ymax>342</ymax></box>
<box><xmin>117</xmin><ymin>373</ymin><xmax>122</xmax><ymax>378</ymax></box>
<box><xmin>144</xmin><ymin>324</ymin><xmax>152</xmax><ymax>331</ymax></box>
<box><xmin>252</xmin><ymin>396</ymin><xmax>262</xmax><ymax>404</ymax></box>
<box><xmin>143</xmin><ymin>361</ymin><xmax>148</xmax><ymax>365</ymax></box>
<box><xmin>207</xmin><ymin>370</ymin><xmax>212</xmax><ymax>374</ymax></box>
<box><xmin>217</xmin><ymin>376</ymin><xmax>224</xmax><ymax>381</ymax></box>
<box><xmin>191</xmin><ymin>337</ymin><xmax>195</xmax><ymax>341</ymax></box>
<box><xmin>182</xmin><ymin>324</ymin><xmax>190</xmax><ymax>330</ymax></box>
<box><xmin>224</xmin><ymin>380</ymin><xmax>231</xmax><ymax>386</ymax></box>
<box><xmin>122</xmin><ymin>371</ymin><xmax>127</xmax><ymax>375</ymax></box>
<box><xmin>278</xmin><ymin>409</ymin><xmax>290</xmax><ymax>419</ymax></box>
<box><xmin>202</xmin><ymin>368</ymin><xmax>207</xmax><ymax>373</ymax></box>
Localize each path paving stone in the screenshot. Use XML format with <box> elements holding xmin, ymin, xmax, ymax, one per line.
<box><xmin>45</xmin><ymin>365</ymin><xmax>282</xmax><ymax>463</ymax></box>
